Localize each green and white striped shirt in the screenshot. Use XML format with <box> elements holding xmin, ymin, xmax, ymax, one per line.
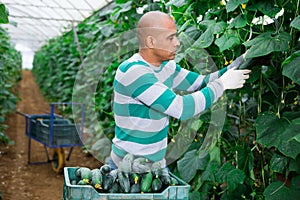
<box><xmin>112</xmin><ymin>53</ymin><xmax>236</xmax><ymax>166</ymax></box>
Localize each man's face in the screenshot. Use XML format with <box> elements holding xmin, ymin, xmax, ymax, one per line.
<box><xmin>152</xmin><ymin>20</ymin><xmax>180</xmax><ymax>61</ymax></box>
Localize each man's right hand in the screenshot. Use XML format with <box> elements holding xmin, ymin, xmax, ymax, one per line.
<box><xmin>220</xmin><ymin>67</ymin><xmax>251</xmax><ymax>90</ymax></box>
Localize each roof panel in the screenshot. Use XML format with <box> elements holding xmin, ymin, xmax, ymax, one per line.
<box><xmin>1</xmin><ymin>0</ymin><xmax>111</xmax><ymax>52</ymax></box>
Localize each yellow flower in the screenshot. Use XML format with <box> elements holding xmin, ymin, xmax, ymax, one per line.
<box><xmin>171</xmin><ymin>138</ymin><xmax>176</xmax><ymax>143</ymax></box>
<box><xmin>294</xmin><ymin>101</ymin><xmax>298</xmax><ymax>105</ymax></box>
<box><xmin>194</xmin><ymin>138</ymin><xmax>198</xmax><ymax>142</ymax></box>
<box><xmin>220</xmin><ymin>0</ymin><xmax>224</xmax><ymax>5</ymax></box>
<box><xmin>83</xmin><ymin>178</ymin><xmax>89</xmax><ymax>183</ymax></box>
<box><xmin>241</xmin><ymin>4</ymin><xmax>247</xmax><ymax>9</ymax></box>
<box><xmin>229</xmin><ymin>60</ymin><xmax>233</xmax><ymax>64</ymax></box>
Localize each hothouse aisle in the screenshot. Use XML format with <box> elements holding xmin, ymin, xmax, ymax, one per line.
<box><xmin>0</xmin><ymin>70</ymin><xmax>101</xmax><ymax>199</ymax></box>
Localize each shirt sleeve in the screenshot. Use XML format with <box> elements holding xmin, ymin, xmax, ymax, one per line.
<box><xmin>117</xmin><ymin>65</ymin><xmax>225</xmax><ymax>120</ymax></box>
<box><xmin>172</xmin><ymin>63</ymin><xmax>227</xmax><ymax>92</ymax></box>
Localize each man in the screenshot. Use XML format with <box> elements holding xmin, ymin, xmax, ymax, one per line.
<box><xmin>109</xmin><ymin>11</ymin><xmax>250</xmax><ymax>169</ymax></box>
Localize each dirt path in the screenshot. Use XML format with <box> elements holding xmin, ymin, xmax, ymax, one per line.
<box><xmin>0</xmin><ymin>70</ymin><xmax>102</xmax><ymax>200</ymax></box>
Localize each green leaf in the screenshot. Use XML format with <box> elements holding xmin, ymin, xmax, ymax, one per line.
<box><xmin>282</xmin><ymin>50</ymin><xmax>300</xmax><ymax>85</ymax></box>
<box><xmin>0</xmin><ymin>4</ymin><xmax>9</xmax><ymax>24</ymax></box>
<box><xmin>166</xmin><ymin>0</ymin><xmax>187</xmax><ymax>8</ymax></box>
<box><xmin>216</xmin><ymin>162</ymin><xmax>246</xmax><ymax>192</ymax></box>
<box><xmin>229</xmin><ymin>14</ymin><xmax>247</xmax><ymax>28</ymax></box>
<box><xmin>289</xmin><ymin>155</ymin><xmax>300</xmax><ymax>174</ymax></box>
<box><xmin>291</xmin><ymin>16</ymin><xmax>300</xmax><ymax>30</ymax></box>
<box><xmin>189</xmin><ymin>191</ymin><xmax>201</xmax><ymax>200</ymax></box>
<box><xmin>278</xmin><ymin>124</ymin><xmax>300</xmax><ymax>159</ymax></box>
<box><xmin>201</xmin><ymin>162</ymin><xmax>220</xmax><ymax>183</ymax></box>
<box><xmin>236</xmin><ymin>146</ymin><xmax>254</xmax><ymax>179</ymax></box>
<box><xmin>177</xmin><ymin>149</ymin><xmax>209</xmax><ymax>182</ymax></box>
<box><xmin>255</xmin><ymin>112</ymin><xmax>289</xmax><ymax>148</ymax></box>
<box><xmin>255</xmin><ymin>1</ymin><xmax>281</xmax><ymax>18</ymax></box>
<box><xmin>215</xmin><ymin>162</ymin><xmax>235</xmax><ymax>183</ymax></box>
<box><xmin>213</xmin><ymin>21</ymin><xmax>227</xmax><ymax>34</ymax></box>
<box><xmin>193</xmin><ymin>27</ymin><xmax>214</xmax><ymax>48</ymax></box>
<box><xmin>226</xmin><ymin>0</ymin><xmax>249</xmax><ymax>13</ymax></box>
<box><xmin>264</xmin><ymin>182</ymin><xmax>290</xmax><ymax>200</ymax></box>
<box><xmin>244</xmin><ymin>32</ymin><xmax>291</xmax><ymax>58</ymax></box>
<box><xmin>264</xmin><ymin>180</ymin><xmax>300</xmax><ymax>200</ymax></box>
<box><xmin>215</xmin><ymin>29</ymin><xmax>240</xmax><ymax>52</ymax></box>
<box><xmin>270</xmin><ymin>154</ymin><xmax>288</xmax><ymax>173</ymax></box>
<box><xmin>227</xmin><ymin>169</ymin><xmax>246</xmax><ymax>193</ymax></box>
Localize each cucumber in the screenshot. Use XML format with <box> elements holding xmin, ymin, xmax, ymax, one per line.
<box><xmin>117</xmin><ymin>169</ymin><xmax>130</xmax><ymax>193</ymax></box>
<box><xmin>119</xmin><ymin>153</ymin><xmax>134</xmax><ymax>174</ymax></box>
<box><xmin>77</xmin><ymin>179</ymin><xmax>88</xmax><ymax>185</ymax></box>
<box><xmin>109</xmin><ymin>169</ymin><xmax>118</xmax><ymax>183</ymax></box>
<box><xmin>132</xmin><ymin>157</ymin><xmax>151</xmax><ymax>173</ymax></box>
<box><xmin>141</xmin><ymin>171</ymin><xmax>153</xmax><ymax>193</ymax></box>
<box><xmin>100</xmin><ymin>164</ymin><xmax>111</xmax><ymax>175</ymax></box>
<box><xmin>151</xmin><ymin>178</ymin><xmax>162</xmax><ymax>192</ymax></box>
<box><xmin>79</xmin><ymin>167</ymin><xmax>92</xmax><ymax>181</ymax></box>
<box><xmin>170</xmin><ymin>176</ymin><xmax>179</xmax><ymax>186</ymax></box>
<box><xmin>129</xmin><ymin>182</ymin><xmax>141</xmax><ymax>193</ymax></box>
<box><xmin>91</xmin><ymin>169</ymin><xmax>102</xmax><ymax>189</ymax></box>
<box><xmin>102</xmin><ymin>174</ymin><xmax>114</xmax><ymax>191</ymax></box>
<box><xmin>150</xmin><ymin>161</ymin><xmax>161</xmax><ymax>178</ymax></box>
<box><xmin>130</xmin><ymin>173</ymin><xmax>141</xmax><ymax>185</ymax></box>
<box><xmin>159</xmin><ymin>168</ymin><xmax>172</xmax><ymax>185</ymax></box>
<box><xmin>109</xmin><ymin>182</ymin><xmax>120</xmax><ymax>193</ymax></box>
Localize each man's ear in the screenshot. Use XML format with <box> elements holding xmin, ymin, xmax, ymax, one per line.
<box><xmin>145</xmin><ymin>35</ymin><xmax>155</xmax><ymax>48</ymax></box>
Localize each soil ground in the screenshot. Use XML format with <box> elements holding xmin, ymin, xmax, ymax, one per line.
<box><xmin>0</xmin><ymin>70</ymin><xmax>102</xmax><ymax>200</ymax></box>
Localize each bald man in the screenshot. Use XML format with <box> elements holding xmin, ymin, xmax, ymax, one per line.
<box><xmin>109</xmin><ymin>11</ymin><xmax>250</xmax><ymax>169</ymax></box>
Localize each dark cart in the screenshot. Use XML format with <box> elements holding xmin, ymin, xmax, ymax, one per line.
<box><xmin>19</xmin><ymin>102</ymin><xmax>84</xmax><ymax>173</ymax></box>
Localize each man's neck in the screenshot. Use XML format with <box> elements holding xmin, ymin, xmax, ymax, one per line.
<box><xmin>138</xmin><ymin>50</ymin><xmax>162</xmax><ymax>67</ymax></box>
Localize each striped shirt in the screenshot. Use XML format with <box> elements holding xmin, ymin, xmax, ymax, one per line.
<box><xmin>111</xmin><ymin>53</ymin><xmax>240</xmax><ymax>166</ymax></box>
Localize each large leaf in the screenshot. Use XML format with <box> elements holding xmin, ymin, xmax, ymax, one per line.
<box><xmin>291</xmin><ymin>16</ymin><xmax>300</xmax><ymax>30</ymax></box>
<box><xmin>226</xmin><ymin>0</ymin><xmax>249</xmax><ymax>13</ymax></box>
<box><xmin>215</xmin><ymin>162</ymin><xmax>246</xmax><ymax>193</ymax></box>
<box><xmin>215</xmin><ymin>29</ymin><xmax>240</xmax><ymax>52</ymax></box>
<box><xmin>278</xmin><ymin>124</ymin><xmax>300</xmax><ymax>159</ymax></box>
<box><xmin>229</xmin><ymin>14</ymin><xmax>247</xmax><ymax>28</ymax></box>
<box><xmin>177</xmin><ymin>149</ymin><xmax>209</xmax><ymax>182</ymax></box>
<box><xmin>264</xmin><ymin>182</ymin><xmax>290</xmax><ymax>200</ymax></box>
<box><xmin>282</xmin><ymin>50</ymin><xmax>300</xmax><ymax>85</ymax></box>
<box><xmin>255</xmin><ymin>112</ymin><xmax>290</xmax><ymax>148</ymax></box>
<box><xmin>0</xmin><ymin>4</ymin><xmax>9</xmax><ymax>24</ymax></box>
<box><xmin>193</xmin><ymin>27</ymin><xmax>214</xmax><ymax>48</ymax></box>
<box><xmin>264</xmin><ymin>180</ymin><xmax>300</xmax><ymax>200</ymax></box>
<box><xmin>255</xmin><ymin>1</ymin><xmax>281</xmax><ymax>18</ymax></box>
<box><xmin>244</xmin><ymin>32</ymin><xmax>291</xmax><ymax>58</ymax></box>
<box><xmin>227</xmin><ymin>169</ymin><xmax>246</xmax><ymax>193</ymax></box>
<box><xmin>200</xmin><ymin>162</ymin><xmax>220</xmax><ymax>183</ymax></box>
<box><xmin>236</xmin><ymin>146</ymin><xmax>255</xmax><ymax>180</ymax></box>
<box><xmin>270</xmin><ymin>154</ymin><xmax>288</xmax><ymax>173</ymax></box>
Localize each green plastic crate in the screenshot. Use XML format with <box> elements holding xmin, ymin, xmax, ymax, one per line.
<box><xmin>63</xmin><ymin>167</ymin><xmax>190</xmax><ymax>200</ymax></box>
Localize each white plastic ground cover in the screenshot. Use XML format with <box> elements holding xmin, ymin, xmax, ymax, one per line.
<box><xmin>0</xmin><ymin>0</ymin><xmax>112</xmax><ymax>52</ymax></box>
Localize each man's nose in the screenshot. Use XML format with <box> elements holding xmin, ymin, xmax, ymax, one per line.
<box><xmin>174</xmin><ymin>37</ymin><xmax>180</xmax><ymax>47</ymax></box>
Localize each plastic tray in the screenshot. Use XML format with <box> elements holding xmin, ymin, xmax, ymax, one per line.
<box><xmin>63</xmin><ymin>167</ymin><xmax>190</xmax><ymax>200</ymax></box>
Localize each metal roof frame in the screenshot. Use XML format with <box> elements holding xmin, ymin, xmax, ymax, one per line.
<box><xmin>1</xmin><ymin>0</ymin><xmax>112</xmax><ymax>52</ymax></box>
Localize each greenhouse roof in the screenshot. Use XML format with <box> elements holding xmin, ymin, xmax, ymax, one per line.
<box><xmin>1</xmin><ymin>0</ymin><xmax>112</xmax><ymax>52</ymax></box>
